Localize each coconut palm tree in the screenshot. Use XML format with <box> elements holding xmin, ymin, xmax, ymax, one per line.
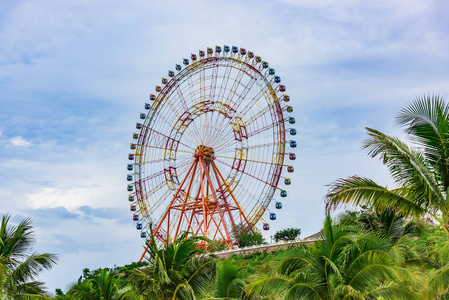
<box><xmin>69</xmin><ymin>269</ymin><xmax>135</xmax><ymax>300</ymax></box>
<box><xmin>339</xmin><ymin>208</ymin><xmax>423</xmax><ymax>241</ymax></box>
<box><xmin>325</xmin><ymin>94</ymin><xmax>449</xmax><ymax>236</ymax></box>
<box><xmin>245</xmin><ymin>216</ymin><xmax>417</xmax><ymax>299</ymax></box>
<box><xmin>0</xmin><ymin>214</ymin><xmax>58</xmax><ymax>299</ymax></box>
<box><xmin>128</xmin><ymin>231</ymin><xmax>215</xmax><ymax>299</ymax></box>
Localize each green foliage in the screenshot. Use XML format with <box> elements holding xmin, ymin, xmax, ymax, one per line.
<box><xmin>232</xmin><ymin>224</ymin><xmax>265</xmax><ymax>248</ymax></box>
<box><xmin>82</xmin><ymin>268</ymin><xmax>90</xmax><ymax>279</ymax></box>
<box><xmin>325</xmin><ymin>94</ymin><xmax>449</xmax><ymax>237</ymax></box>
<box><xmin>273</xmin><ymin>228</ymin><xmax>301</xmax><ymax>242</ymax></box>
<box><xmin>55</xmin><ymin>288</ymin><xmax>64</xmax><ymax>296</ymax></box>
<box><xmin>213</xmin><ymin>261</ymin><xmax>245</xmax><ymax>299</ymax></box>
<box><xmin>0</xmin><ymin>214</ymin><xmax>58</xmax><ymax>299</ymax></box>
<box><xmin>127</xmin><ymin>230</ymin><xmax>215</xmax><ymax>299</ymax></box>
<box><xmin>245</xmin><ymin>216</ymin><xmax>418</xmax><ymax>299</ymax></box>
<box><xmin>68</xmin><ymin>269</ymin><xmax>135</xmax><ymax>300</ymax></box>
<box><xmin>116</xmin><ymin>261</ymin><xmax>148</xmax><ymax>273</ymax></box>
<box><xmin>56</xmin><ymin>218</ymin><xmax>449</xmax><ymax>299</ymax></box>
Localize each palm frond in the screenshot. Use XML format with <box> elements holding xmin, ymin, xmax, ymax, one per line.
<box><xmin>285</xmin><ymin>282</ymin><xmax>323</xmax><ymax>300</ymax></box>
<box><xmin>0</xmin><ymin>214</ymin><xmax>35</xmax><ymax>261</ymax></box>
<box><xmin>422</xmin><ymin>263</ymin><xmax>449</xmax><ymax>299</ymax></box>
<box><xmin>396</xmin><ymin>94</ymin><xmax>449</xmax><ymax>189</ymax></box>
<box><xmin>13</xmin><ymin>253</ymin><xmax>58</xmax><ymax>283</ymax></box>
<box><xmin>368</xmin><ymin>285</ymin><xmax>419</xmax><ymax>299</ymax></box>
<box><xmin>186</xmin><ymin>258</ymin><xmax>215</xmax><ymax>297</ymax></box>
<box><xmin>346</xmin><ymin>250</ymin><xmax>397</xmax><ymax>290</ymax></box>
<box><xmin>213</xmin><ymin>261</ymin><xmax>245</xmax><ymax>299</ymax></box>
<box><xmin>172</xmin><ymin>282</ymin><xmax>196</xmax><ymax>300</ymax></box>
<box><xmin>244</xmin><ymin>277</ymin><xmax>290</xmax><ymax>298</ymax></box>
<box><xmin>277</xmin><ymin>257</ymin><xmax>310</xmax><ymax>275</ymax></box>
<box><xmin>363</xmin><ymin>127</ymin><xmax>446</xmax><ymax>211</ymax></box>
<box><xmin>325</xmin><ymin>176</ymin><xmax>426</xmax><ymax>218</ymax></box>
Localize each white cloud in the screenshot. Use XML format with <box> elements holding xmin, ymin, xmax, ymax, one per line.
<box><xmin>9</xmin><ymin>136</ymin><xmax>31</xmax><ymax>147</ymax></box>
<box><xmin>26</xmin><ymin>187</ymin><xmax>92</xmax><ymax>210</ymax></box>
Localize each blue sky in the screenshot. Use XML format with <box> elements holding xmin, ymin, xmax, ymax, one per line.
<box><xmin>1</xmin><ymin>0</ymin><xmax>449</xmax><ymax>294</ymax></box>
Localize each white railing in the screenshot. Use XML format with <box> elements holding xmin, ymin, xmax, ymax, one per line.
<box><xmin>209</xmin><ymin>238</ymin><xmax>319</xmax><ymax>256</ymax></box>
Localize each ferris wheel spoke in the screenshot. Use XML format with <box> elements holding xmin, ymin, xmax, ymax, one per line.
<box><xmin>139</xmin><ymin>170</ymin><xmax>165</xmax><ymax>182</ymax></box>
<box><xmin>156</xmin><ymin>95</ymin><xmax>200</xmax><ymax>145</ymax></box>
<box><xmin>142</xmin><ymin>182</ymin><xmax>189</xmax><ymax>216</ymax></box>
<box><xmin>247</xmin><ymin>121</ymin><xmax>280</xmax><ymax>138</ymax></box>
<box><xmin>141</xmin><ymin>180</ymin><xmax>167</xmax><ymax>202</ymax></box>
<box><xmin>184</xmin><ymin>72</ymin><xmax>209</xmax><ymax>140</ymax></box>
<box><xmin>215</xmin><ymin>158</ymin><xmax>280</xmax><ymax>189</ymax></box>
<box><xmin>209</xmin><ymin>62</ymin><xmax>238</xmax><ymax>135</ymax></box>
<box><xmin>216</xmin><ymin>141</ymin><xmax>282</xmax><ymax>154</ymax></box>
<box><xmin>215</xmin><ymin>155</ymin><xmax>285</xmax><ymax>167</ymax></box>
<box><xmin>142</xmin><ymin>120</ymin><xmax>197</xmax><ymax>152</ymax></box>
<box><xmin>143</xmin><ymin>154</ymin><xmax>192</xmax><ymax>166</ymax></box>
<box><xmin>235</xmin><ymin>82</ymin><xmax>272</xmax><ymax>115</ymax></box>
<box><xmin>168</xmin><ymin>99</ymin><xmax>203</xmax><ymax>146</ymax></box>
<box><xmin>224</xmin><ymin>61</ymin><xmax>248</xmax><ymax>108</ymax></box>
<box><xmin>140</xmin><ymin>144</ymin><xmax>193</xmax><ymax>155</ymax></box>
<box><xmin>220</xmin><ymin>172</ymin><xmax>260</xmax><ymax>213</ymax></box>
<box><xmin>226</xmin><ymin>71</ymin><xmax>258</xmax><ymax>116</ymax></box>
<box><xmin>208</xmin><ymin>124</ymin><xmax>236</xmax><ymax>150</ymax></box>
<box><xmin>140</xmin><ymin>160</ymin><xmax>191</xmax><ymax>192</ymax></box>
<box><xmin>152</xmin><ymin>107</ymin><xmax>201</xmax><ymax>150</ymax></box>
<box><xmin>206</xmin><ymin>62</ymin><xmax>220</xmax><ymax>143</ymax></box>
<box><xmin>241</xmin><ymin>104</ymin><xmax>273</xmax><ymax>127</ymax></box>
<box><xmin>213</xmin><ymin>136</ymin><xmax>237</xmax><ymax>153</ymax></box>
<box><xmin>169</xmin><ymin>79</ymin><xmax>206</xmax><ymax>144</ymax></box>
<box><xmin>150</xmin><ymin>189</ymin><xmax>175</xmax><ymax>216</ymax></box>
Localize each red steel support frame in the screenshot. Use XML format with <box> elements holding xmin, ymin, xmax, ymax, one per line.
<box><xmin>139</xmin><ymin>145</ymin><xmax>248</xmax><ymax>262</ymax></box>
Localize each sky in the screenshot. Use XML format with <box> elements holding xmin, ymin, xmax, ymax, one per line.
<box><xmin>1</xmin><ymin>0</ymin><xmax>448</xmax><ymax>294</ymax></box>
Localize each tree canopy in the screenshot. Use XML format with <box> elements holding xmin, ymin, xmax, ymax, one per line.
<box><xmin>273</xmin><ymin>227</ymin><xmax>301</xmax><ymax>242</ymax></box>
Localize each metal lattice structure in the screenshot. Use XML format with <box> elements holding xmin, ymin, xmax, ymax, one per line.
<box><xmin>127</xmin><ymin>46</ymin><xmax>296</xmax><ymax>260</ymax></box>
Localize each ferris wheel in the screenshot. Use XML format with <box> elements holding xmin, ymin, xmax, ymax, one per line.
<box><xmin>127</xmin><ymin>46</ymin><xmax>296</xmax><ymax>259</ymax></box>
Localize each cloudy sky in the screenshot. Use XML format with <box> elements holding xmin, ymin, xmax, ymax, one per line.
<box><xmin>1</xmin><ymin>0</ymin><xmax>448</xmax><ymax>294</ymax></box>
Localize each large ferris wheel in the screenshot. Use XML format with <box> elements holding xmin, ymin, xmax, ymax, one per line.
<box><xmin>127</xmin><ymin>45</ymin><xmax>296</xmax><ymax>260</ymax></box>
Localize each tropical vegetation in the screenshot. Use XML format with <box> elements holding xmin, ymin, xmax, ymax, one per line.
<box><xmin>0</xmin><ymin>214</ymin><xmax>57</xmax><ymax>299</ymax></box>
<box><xmin>325</xmin><ymin>94</ymin><xmax>449</xmax><ymax>236</ymax></box>
<box><xmin>127</xmin><ymin>231</ymin><xmax>215</xmax><ymax>299</ymax></box>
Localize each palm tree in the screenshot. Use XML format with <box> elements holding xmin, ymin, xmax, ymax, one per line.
<box><xmin>0</xmin><ymin>214</ymin><xmax>58</xmax><ymax>299</ymax></box>
<box><xmin>69</xmin><ymin>269</ymin><xmax>135</xmax><ymax>300</ymax></box>
<box><xmin>245</xmin><ymin>216</ymin><xmax>417</xmax><ymax>299</ymax></box>
<box><xmin>338</xmin><ymin>208</ymin><xmax>424</xmax><ymax>253</ymax></box>
<box><xmin>128</xmin><ymin>231</ymin><xmax>215</xmax><ymax>299</ymax></box>
<box><xmin>325</xmin><ymin>94</ymin><xmax>449</xmax><ymax>236</ymax></box>
<box><xmin>212</xmin><ymin>261</ymin><xmax>245</xmax><ymax>299</ymax></box>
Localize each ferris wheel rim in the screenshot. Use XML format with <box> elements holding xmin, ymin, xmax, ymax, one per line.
<box><xmin>128</xmin><ymin>46</ymin><xmax>295</xmax><ymax>244</ymax></box>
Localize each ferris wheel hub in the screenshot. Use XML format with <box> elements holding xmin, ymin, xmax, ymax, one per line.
<box><xmin>194</xmin><ymin>145</ymin><xmax>216</xmax><ymax>163</ymax></box>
